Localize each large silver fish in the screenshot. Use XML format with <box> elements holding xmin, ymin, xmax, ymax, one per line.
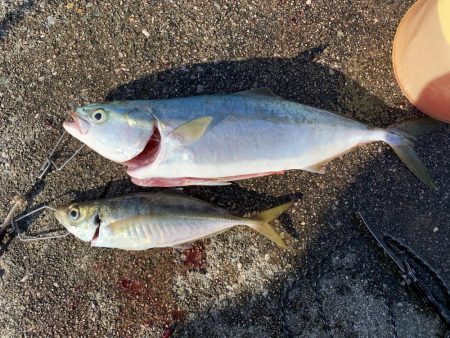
<box><xmin>54</xmin><ymin>192</ymin><xmax>291</xmax><ymax>250</ymax></box>
<box><xmin>64</xmin><ymin>88</ymin><xmax>438</xmax><ymax>187</ymax></box>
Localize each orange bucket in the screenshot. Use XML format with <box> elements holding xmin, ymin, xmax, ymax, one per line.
<box><xmin>393</xmin><ymin>0</ymin><xmax>450</xmax><ymax>122</ymax></box>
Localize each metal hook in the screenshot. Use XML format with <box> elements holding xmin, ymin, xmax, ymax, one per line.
<box><xmin>11</xmin><ymin>206</ymin><xmax>69</xmax><ymax>241</ymax></box>
<box><xmin>35</xmin><ymin>130</ymin><xmax>85</xmax><ymax>180</ymax></box>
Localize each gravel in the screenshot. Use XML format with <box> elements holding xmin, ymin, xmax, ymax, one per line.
<box><xmin>0</xmin><ymin>0</ymin><xmax>448</xmax><ymax>336</ymax></box>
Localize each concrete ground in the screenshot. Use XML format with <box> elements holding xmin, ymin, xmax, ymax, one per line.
<box><xmin>0</xmin><ymin>0</ymin><xmax>449</xmax><ymax>336</ymax></box>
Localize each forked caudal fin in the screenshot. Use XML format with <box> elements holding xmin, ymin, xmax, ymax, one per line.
<box><xmin>385</xmin><ymin>118</ymin><xmax>443</xmax><ymax>189</ymax></box>
<box><xmin>248</xmin><ymin>202</ymin><xmax>293</xmax><ymax>249</ymax></box>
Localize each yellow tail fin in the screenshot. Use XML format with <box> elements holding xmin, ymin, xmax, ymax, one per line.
<box><xmin>249</xmin><ymin>202</ymin><xmax>293</xmax><ymax>249</ymax></box>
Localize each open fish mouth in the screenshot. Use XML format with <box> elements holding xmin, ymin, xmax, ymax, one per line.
<box><xmin>63</xmin><ymin>111</ymin><xmax>90</xmax><ymax>135</ymax></box>
<box><xmin>124</xmin><ymin>126</ymin><xmax>161</xmax><ymax>170</ymax></box>
<box><xmin>90</xmin><ymin>214</ymin><xmax>101</xmax><ymax>244</ymax></box>
<box><xmin>90</xmin><ymin>225</ymin><xmax>100</xmax><ymax>243</ymax></box>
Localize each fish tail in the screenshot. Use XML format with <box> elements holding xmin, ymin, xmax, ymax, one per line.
<box><xmin>385</xmin><ymin>118</ymin><xmax>442</xmax><ymax>189</ymax></box>
<box><xmin>248</xmin><ymin>202</ymin><xmax>293</xmax><ymax>249</ymax></box>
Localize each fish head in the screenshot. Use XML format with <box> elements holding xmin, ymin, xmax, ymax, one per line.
<box><xmin>54</xmin><ymin>203</ymin><xmax>100</xmax><ymax>242</ymax></box>
<box><xmin>63</xmin><ymin>102</ymin><xmax>156</xmax><ymax>163</ymax></box>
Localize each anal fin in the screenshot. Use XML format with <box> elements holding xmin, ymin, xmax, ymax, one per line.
<box><xmin>171</xmin><ymin>242</ymin><xmax>194</xmax><ymax>250</ymax></box>
<box><xmin>302</xmin><ymin>162</ymin><xmax>328</xmax><ymax>174</ymax></box>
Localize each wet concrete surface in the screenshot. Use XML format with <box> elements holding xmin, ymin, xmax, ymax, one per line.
<box><xmin>0</xmin><ymin>0</ymin><xmax>449</xmax><ymax>336</ymax></box>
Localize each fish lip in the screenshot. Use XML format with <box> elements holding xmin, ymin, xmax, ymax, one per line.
<box><xmin>63</xmin><ymin>111</ymin><xmax>90</xmax><ymax>135</ymax></box>
<box><xmin>53</xmin><ymin>209</ymin><xmax>65</xmax><ymax>225</ymax></box>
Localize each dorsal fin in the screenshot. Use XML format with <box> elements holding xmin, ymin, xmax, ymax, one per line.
<box><xmin>235</xmin><ymin>88</ymin><xmax>279</xmax><ymax>98</ymax></box>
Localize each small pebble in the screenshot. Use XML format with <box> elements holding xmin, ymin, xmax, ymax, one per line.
<box><xmin>306</xmin><ymin>0</ymin><xmax>312</xmax><ymax>5</ymax></box>
<box><xmin>264</xmin><ymin>253</ymin><xmax>270</xmax><ymax>261</ymax></box>
<box><xmin>433</xmin><ymin>227</ymin><xmax>438</xmax><ymax>233</ymax></box>
<box><xmin>53</xmin><ymin>282</ymin><xmax>59</xmax><ymax>288</ymax></box>
<box><xmin>301</xmin><ymin>221</ymin><xmax>306</xmax><ymax>226</ymax></box>
<box><xmin>46</xmin><ymin>16</ymin><xmax>56</xmax><ymax>27</ymax></box>
<box><xmin>237</xmin><ymin>262</ymin><xmax>242</xmax><ymax>269</ymax></box>
<box><xmin>142</xmin><ymin>29</ymin><xmax>150</xmax><ymax>37</ymax></box>
<box><xmin>337</xmin><ymin>30</ymin><xmax>344</xmax><ymax>38</ymax></box>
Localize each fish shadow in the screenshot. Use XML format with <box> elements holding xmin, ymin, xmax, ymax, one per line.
<box><xmin>0</xmin><ymin>1</ymin><xmax>36</xmax><ymax>40</ymax></box>
<box><xmin>106</xmin><ymin>45</ymin><xmax>406</xmax><ymax>127</ymax></box>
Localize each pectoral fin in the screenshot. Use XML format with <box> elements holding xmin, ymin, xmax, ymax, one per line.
<box><xmin>170</xmin><ymin>116</ymin><xmax>213</xmax><ymax>145</ymax></box>
<box><xmin>107</xmin><ymin>215</ymin><xmax>149</xmax><ymax>234</ymax></box>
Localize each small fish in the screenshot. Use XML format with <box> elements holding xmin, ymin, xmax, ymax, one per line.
<box><xmin>54</xmin><ymin>192</ymin><xmax>291</xmax><ymax>250</ymax></box>
<box><xmin>64</xmin><ymin>88</ymin><xmax>440</xmax><ymax>187</ymax></box>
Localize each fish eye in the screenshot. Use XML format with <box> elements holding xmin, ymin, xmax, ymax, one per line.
<box><xmin>91</xmin><ymin>109</ymin><xmax>108</xmax><ymax>124</ymax></box>
<box><xmin>68</xmin><ymin>206</ymin><xmax>80</xmax><ymax>221</ymax></box>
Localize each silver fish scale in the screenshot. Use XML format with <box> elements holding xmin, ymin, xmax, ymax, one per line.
<box><xmin>77</xmin><ymin>193</ymin><xmax>247</xmax><ymax>249</ymax></box>
<box><xmin>90</xmin><ymin>193</ymin><xmax>232</xmax><ymax>226</ymax></box>
<box><xmin>126</xmin><ymin>93</ymin><xmax>383</xmax><ymax>179</ymax></box>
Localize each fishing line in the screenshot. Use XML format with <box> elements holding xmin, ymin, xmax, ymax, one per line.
<box><xmin>11</xmin><ymin>206</ymin><xmax>69</xmax><ymax>241</ymax></box>
<box><xmin>35</xmin><ymin>130</ymin><xmax>85</xmax><ymax>180</ymax></box>
<box><xmin>1</xmin><ymin>129</ymin><xmax>83</xmax><ymax>242</ymax></box>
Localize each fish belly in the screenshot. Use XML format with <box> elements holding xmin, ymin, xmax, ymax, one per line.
<box><xmin>130</xmin><ymin>171</ymin><xmax>285</xmax><ymax>187</ymax></box>
<box><xmin>96</xmin><ymin>215</ymin><xmax>240</xmax><ymax>250</ymax></box>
